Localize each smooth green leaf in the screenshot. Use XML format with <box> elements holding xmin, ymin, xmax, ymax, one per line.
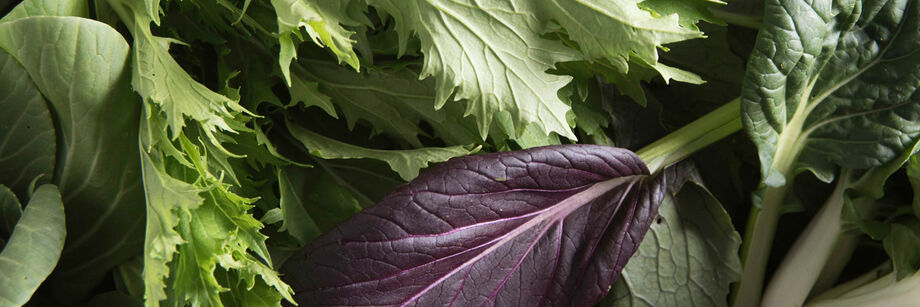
<box><xmin>0</xmin><ymin>50</ymin><xmax>54</xmax><ymax>199</ymax></box>
<box><xmin>883</xmin><ymin>224</ymin><xmax>920</xmax><ymax>280</ymax></box>
<box><xmin>276</xmin><ymin>168</ymin><xmax>321</xmax><ymax>246</ymax></box>
<box><xmin>368</xmin><ymin>0</ymin><xmax>578</xmax><ymax>140</ymax></box>
<box><xmin>286</xmin><ymin>119</ymin><xmax>476</xmax><ymax>181</ymax></box>
<box><xmin>909</xmin><ymin>156</ymin><xmax>920</xmax><ymax>219</ymax></box>
<box><xmin>742</xmin><ymin>0</ymin><xmax>920</xmax><ymax>187</ymax></box>
<box><xmin>0</xmin><ymin>185</ymin><xmax>21</xmax><ymax>243</ymax></box>
<box><xmin>0</xmin><ymin>184</ymin><xmax>65</xmax><ymax>307</ymax></box>
<box><xmin>0</xmin><ymin>16</ymin><xmax>146</xmax><ymax>299</ymax></box>
<box><xmin>608</xmin><ymin>168</ymin><xmax>742</xmax><ymax>307</ymax></box>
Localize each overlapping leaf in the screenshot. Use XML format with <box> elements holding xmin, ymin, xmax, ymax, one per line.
<box><xmin>0</xmin><ymin>16</ymin><xmax>146</xmax><ymax>300</ymax></box>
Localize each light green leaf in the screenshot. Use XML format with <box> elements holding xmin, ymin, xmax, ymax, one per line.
<box><xmin>742</xmin><ymin>0</ymin><xmax>920</xmax><ymax>187</ymax></box>
<box><xmin>539</xmin><ymin>0</ymin><xmax>703</xmax><ymax>75</ymax></box>
<box><xmin>638</xmin><ymin>0</ymin><xmax>726</xmax><ymax>29</ymax></box>
<box><xmin>0</xmin><ymin>16</ymin><xmax>146</xmax><ymax>299</ymax></box>
<box><xmin>0</xmin><ymin>184</ymin><xmax>65</xmax><ymax>307</ymax></box>
<box><xmin>270</xmin><ymin>0</ymin><xmax>362</xmax><ymax>84</ymax></box>
<box><xmin>608</xmin><ymin>169</ymin><xmax>741</xmax><ymax>307</ymax></box>
<box><xmin>1</xmin><ymin>0</ymin><xmax>88</xmax><ymax>21</ymax></box>
<box><xmin>0</xmin><ymin>50</ymin><xmax>54</xmax><ymax>199</ymax></box>
<box><xmin>368</xmin><ymin>0</ymin><xmax>578</xmax><ymax>140</ymax></box>
<box><xmin>910</xmin><ymin>156</ymin><xmax>920</xmax><ymax>219</ymax></box>
<box><xmin>138</xmin><ymin>147</ymin><xmax>203</xmax><ymax>306</ymax></box>
<box><xmin>286</xmin><ymin>119</ymin><xmax>476</xmax><ymax>181</ymax></box>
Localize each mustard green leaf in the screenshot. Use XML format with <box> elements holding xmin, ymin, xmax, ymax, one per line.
<box><xmin>286</xmin><ymin>119</ymin><xmax>476</xmax><ymax>181</ymax></box>
<box><xmin>368</xmin><ymin>0</ymin><xmax>579</xmax><ymax>141</ymax></box>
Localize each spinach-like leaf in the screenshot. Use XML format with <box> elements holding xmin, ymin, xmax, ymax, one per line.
<box><xmin>283</xmin><ymin>145</ymin><xmax>665</xmax><ymax>306</ymax></box>
<box><xmin>743</xmin><ymin>0</ymin><xmax>920</xmax><ymax>186</ymax></box>
<box><xmin>0</xmin><ymin>184</ymin><xmax>65</xmax><ymax>307</ymax></box>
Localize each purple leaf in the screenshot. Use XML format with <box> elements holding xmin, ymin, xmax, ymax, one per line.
<box><xmin>283</xmin><ymin>145</ymin><xmax>666</xmax><ymax>306</ymax></box>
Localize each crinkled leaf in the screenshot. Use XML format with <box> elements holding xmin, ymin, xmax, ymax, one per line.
<box><xmin>368</xmin><ymin>0</ymin><xmax>578</xmax><ymax>140</ymax></box>
<box><xmin>138</xmin><ymin>148</ymin><xmax>203</xmax><ymax>306</ymax></box>
<box><xmin>0</xmin><ymin>16</ymin><xmax>146</xmax><ymax>300</ymax></box>
<box><xmin>0</xmin><ymin>50</ymin><xmax>54</xmax><ymax>199</ymax></box>
<box><xmin>283</xmin><ymin>145</ymin><xmax>666</xmax><ymax>306</ymax></box>
<box><xmin>607</xmin><ymin>166</ymin><xmax>741</xmax><ymax>307</ymax></box>
<box><xmin>742</xmin><ymin>0</ymin><xmax>920</xmax><ymax>187</ymax></box>
<box><xmin>0</xmin><ymin>184</ymin><xmax>65</xmax><ymax>307</ymax></box>
<box><xmin>638</xmin><ymin>0</ymin><xmax>726</xmax><ymax>29</ymax></box>
<box><xmin>286</xmin><ymin>119</ymin><xmax>476</xmax><ymax>181</ymax></box>
<box><xmin>538</xmin><ymin>0</ymin><xmax>703</xmax><ymax>76</ymax></box>
<box><xmin>269</xmin><ymin>0</ymin><xmax>362</xmax><ymax>84</ymax></box>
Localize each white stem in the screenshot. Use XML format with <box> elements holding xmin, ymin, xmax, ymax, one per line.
<box><xmin>761</xmin><ymin>175</ymin><xmax>850</xmax><ymax>307</ymax></box>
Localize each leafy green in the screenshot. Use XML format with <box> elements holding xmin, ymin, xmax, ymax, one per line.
<box><xmin>270</xmin><ymin>0</ymin><xmax>363</xmax><ymax>84</ymax></box>
<box><xmin>368</xmin><ymin>0</ymin><xmax>579</xmax><ymax>140</ymax></box>
<box><xmin>286</xmin><ymin>119</ymin><xmax>476</xmax><ymax>181</ymax></box>
<box><xmin>609</xmin><ymin>166</ymin><xmax>741</xmax><ymax>307</ymax></box>
<box><xmin>0</xmin><ymin>50</ymin><xmax>54</xmax><ymax>199</ymax></box>
<box><xmin>0</xmin><ymin>15</ymin><xmax>146</xmax><ymax>300</ymax></box>
<box><xmin>742</xmin><ymin>0</ymin><xmax>920</xmax><ymax>186</ymax></box>
<box><xmin>0</xmin><ymin>184</ymin><xmax>65</xmax><ymax>307</ymax></box>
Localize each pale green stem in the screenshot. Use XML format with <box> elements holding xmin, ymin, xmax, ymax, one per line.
<box><xmin>761</xmin><ymin>172</ymin><xmax>851</xmax><ymax>307</ymax></box>
<box><xmin>636</xmin><ymin>98</ymin><xmax>742</xmax><ymax>174</ymax></box>
<box><xmin>809</xmin><ymin>261</ymin><xmax>891</xmax><ymax>302</ymax></box>
<box><xmin>811</xmin><ymin>234</ymin><xmax>860</xmax><ymax>295</ymax></box>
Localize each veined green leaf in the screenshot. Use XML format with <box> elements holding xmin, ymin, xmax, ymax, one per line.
<box><xmin>286</xmin><ymin>119</ymin><xmax>476</xmax><ymax>181</ymax></box>
<box><xmin>608</xmin><ymin>166</ymin><xmax>741</xmax><ymax>307</ymax></box>
<box><xmin>743</xmin><ymin>0</ymin><xmax>920</xmax><ymax>187</ymax></box>
<box><xmin>0</xmin><ymin>50</ymin><xmax>54</xmax><ymax>199</ymax></box>
<box><xmin>368</xmin><ymin>0</ymin><xmax>579</xmax><ymax>141</ymax></box>
<box><xmin>0</xmin><ymin>184</ymin><xmax>65</xmax><ymax>307</ymax></box>
<box><xmin>0</xmin><ymin>16</ymin><xmax>146</xmax><ymax>300</ymax></box>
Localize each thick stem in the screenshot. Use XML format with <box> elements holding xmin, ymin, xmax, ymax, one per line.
<box><xmin>732</xmin><ymin>183</ymin><xmax>790</xmax><ymax>307</ymax></box>
<box><xmin>761</xmin><ymin>173</ymin><xmax>851</xmax><ymax>307</ymax></box>
<box><xmin>732</xmin><ymin>100</ymin><xmax>810</xmax><ymax>307</ymax></box>
<box><xmin>811</xmin><ymin>234</ymin><xmax>860</xmax><ymax>295</ymax></box>
<box><xmin>636</xmin><ymin>98</ymin><xmax>742</xmax><ymax>174</ymax></box>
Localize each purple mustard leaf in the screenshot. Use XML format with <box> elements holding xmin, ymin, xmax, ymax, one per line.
<box><xmin>282</xmin><ymin>145</ymin><xmax>666</xmax><ymax>306</ymax></box>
